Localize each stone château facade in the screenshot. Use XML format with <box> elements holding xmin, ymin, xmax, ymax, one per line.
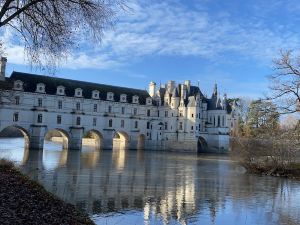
<box><xmin>0</xmin><ymin>57</ymin><xmax>238</xmax><ymax>152</ymax></box>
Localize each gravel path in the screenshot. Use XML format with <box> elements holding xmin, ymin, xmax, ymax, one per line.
<box><xmin>0</xmin><ymin>163</ymin><xmax>95</xmax><ymax>225</ymax></box>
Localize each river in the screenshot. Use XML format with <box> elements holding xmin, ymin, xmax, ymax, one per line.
<box><xmin>0</xmin><ymin>137</ymin><xmax>300</xmax><ymax>225</ymax></box>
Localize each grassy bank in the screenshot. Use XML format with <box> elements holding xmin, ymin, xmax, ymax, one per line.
<box><xmin>0</xmin><ymin>159</ymin><xmax>95</xmax><ymax>225</ymax></box>
<box><xmin>230</xmin><ymin>138</ymin><xmax>300</xmax><ymax>179</ymax></box>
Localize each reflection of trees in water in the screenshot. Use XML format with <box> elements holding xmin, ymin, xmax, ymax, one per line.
<box><xmin>20</xmin><ymin>148</ymin><xmax>300</xmax><ymax>225</ymax></box>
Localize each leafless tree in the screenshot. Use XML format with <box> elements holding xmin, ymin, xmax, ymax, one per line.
<box><xmin>0</xmin><ymin>0</ymin><xmax>124</xmax><ymax>70</ymax></box>
<box><xmin>268</xmin><ymin>50</ymin><xmax>300</xmax><ymax>114</ymax></box>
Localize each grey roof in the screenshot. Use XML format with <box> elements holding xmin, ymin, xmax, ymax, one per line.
<box><xmin>4</xmin><ymin>71</ymin><xmax>151</xmax><ymax>104</ymax></box>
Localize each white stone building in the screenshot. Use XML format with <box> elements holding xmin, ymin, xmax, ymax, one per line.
<box><xmin>0</xmin><ymin>57</ymin><xmax>238</xmax><ymax>152</ymax></box>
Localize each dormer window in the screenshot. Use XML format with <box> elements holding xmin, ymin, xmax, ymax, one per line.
<box><xmin>13</xmin><ymin>80</ymin><xmax>23</xmax><ymax>91</ymax></box>
<box><xmin>75</xmin><ymin>88</ymin><xmax>83</xmax><ymax>97</ymax></box>
<box><xmin>120</xmin><ymin>94</ymin><xmax>127</xmax><ymax>102</ymax></box>
<box><xmin>36</xmin><ymin>83</ymin><xmax>45</xmax><ymax>93</ymax></box>
<box><xmin>146</xmin><ymin>97</ymin><xmax>152</xmax><ymax>105</ymax></box>
<box><xmin>107</xmin><ymin>92</ymin><xmax>114</xmax><ymax>101</ymax></box>
<box><xmin>132</xmin><ymin>95</ymin><xmax>139</xmax><ymax>104</ymax></box>
<box><xmin>92</xmin><ymin>90</ymin><xmax>100</xmax><ymax>99</ymax></box>
<box><xmin>56</xmin><ymin>85</ymin><xmax>65</xmax><ymax>95</ymax></box>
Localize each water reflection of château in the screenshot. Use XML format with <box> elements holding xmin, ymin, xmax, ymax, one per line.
<box><xmin>20</xmin><ymin>147</ymin><xmax>300</xmax><ymax>225</ymax></box>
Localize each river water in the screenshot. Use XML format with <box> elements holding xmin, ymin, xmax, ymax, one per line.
<box><xmin>0</xmin><ymin>138</ymin><xmax>300</xmax><ymax>225</ymax></box>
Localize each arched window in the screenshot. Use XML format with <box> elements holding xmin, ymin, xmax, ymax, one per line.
<box><xmin>121</xmin><ymin>120</ymin><xmax>125</xmax><ymax>128</ymax></box>
<box><xmin>76</xmin><ymin>117</ymin><xmax>81</xmax><ymax>125</ymax></box>
<box><xmin>37</xmin><ymin>114</ymin><xmax>43</xmax><ymax>123</ymax></box>
<box><xmin>135</xmin><ymin>121</ymin><xmax>138</xmax><ymax>129</ymax></box>
<box><xmin>76</xmin><ymin>102</ymin><xmax>80</xmax><ymax>110</ymax></box>
<box><xmin>109</xmin><ymin>119</ymin><xmax>113</xmax><ymax>127</ymax></box>
<box><xmin>218</xmin><ymin>115</ymin><xmax>221</xmax><ymax>127</ymax></box>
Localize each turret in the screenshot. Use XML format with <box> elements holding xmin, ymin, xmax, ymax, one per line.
<box><xmin>221</xmin><ymin>93</ymin><xmax>227</xmax><ymax>110</ymax></box>
<box><xmin>0</xmin><ymin>57</ymin><xmax>7</xmax><ymax>81</ymax></box>
<box><xmin>149</xmin><ymin>81</ymin><xmax>156</xmax><ymax>97</ymax></box>
<box><xmin>212</xmin><ymin>83</ymin><xmax>218</xmax><ymax>98</ymax></box>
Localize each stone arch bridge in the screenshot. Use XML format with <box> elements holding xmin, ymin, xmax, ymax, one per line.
<box><xmin>0</xmin><ymin>121</ymin><xmax>146</xmax><ymax>151</ymax></box>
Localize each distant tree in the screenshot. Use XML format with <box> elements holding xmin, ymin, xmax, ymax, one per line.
<box><xmin>0</xmin><ymin>0</ymin><xmax>124</xmax><ymax>70</ymax></box>
<box><xmin>246</xmin><ymin>99</ymin><xmax>279</xmax><ymax>137</ymax></box>
<box><xmin>269</xmin><ymin>50</ymin><xmax>300</xmax><ymax>114</ymax></box>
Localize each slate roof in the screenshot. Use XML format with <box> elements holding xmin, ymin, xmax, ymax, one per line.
<box><xmin>4</xmin><ymin>72</ymin><xmax>151</xmax><ymax>104</ymax></box>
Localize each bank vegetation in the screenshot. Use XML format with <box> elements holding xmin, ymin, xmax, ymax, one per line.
<box><xmin>231</xmin><ymin>50</ymin><xmax>300</xmax><ymax>178</ymax></box>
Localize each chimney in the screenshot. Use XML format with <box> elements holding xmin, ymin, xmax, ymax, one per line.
<box><xmin>0</xmin><ymin>57</ymin><xmax>7</xmax><ymax>81</ymax></box>
<box><xmin>184</xmin><ymin>80</ymin><xmax>190</xmax><ymax>93</ymax></box>
<box><xmin>149</xmin><ymin>81</ymin><xmax>156</xmax><ymax>97</ymax></box>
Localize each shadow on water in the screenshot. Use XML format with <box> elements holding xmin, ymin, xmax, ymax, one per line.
<box><xmin>1</xmin><ymin>137</ymin><xmax>300</xmax><ymax>225</ymax></box>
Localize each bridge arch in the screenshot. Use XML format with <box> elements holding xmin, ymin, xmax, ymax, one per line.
<box><xmin>197</xmin><ymin>136</ymin><xmax>208</xmax><ymax>153</ymax></box>
<box><xmin>83</xmin><ymin>129</ymin><xmax>103</xmax><ymax>150</ymax></box>
<box><xmin>0</xmin><ymin>125</ymin><xmax>30</xmax><ymax>149</ymax></box>
<box><xmin>44</xmin><ymin>128</ymin><xmax>70</xmax><ymax>150</ymax></box>
<box><xmin>113</xmin><ymin>130</ymin><xmax>129</xmax><ymax>150</ymax></box>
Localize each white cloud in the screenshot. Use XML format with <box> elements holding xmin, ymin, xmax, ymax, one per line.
<box><xmin>2</xmin><ymin>0</ymin><xmax>300</xmax><ymax>69</ymax></box>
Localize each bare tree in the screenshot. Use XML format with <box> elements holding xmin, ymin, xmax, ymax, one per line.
<box><xmin>269</xmin><ymin>50</ymin><xmax>300</xmax><ymax>114</ymax></box>
<box><xmin>0</xmin><ymin>0</ymin><xmax>124</xmax><ymax>70</ymax></box>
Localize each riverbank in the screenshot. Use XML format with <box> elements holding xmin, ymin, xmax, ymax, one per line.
<box><xmin>0</xmin><ymin>159</ymin><xmax>95</xmax><ymax>225</ymax></box>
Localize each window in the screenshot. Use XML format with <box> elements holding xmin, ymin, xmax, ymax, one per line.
<box><xmin>58</xmin><ymin>100</ymin><xmax>62</xmax><ymax>109</ymax></box>
<box><xmin>133</xmin><ymin>108</ymin><xmax>137</xmax><ymax>115</ymax></box>
<box><xmin>218</xmin><ymin>115</ymin><xmax>221</xmax><ymax>127</ymax></box>
<box><xmin>108</xmin><ymin>105</ymin><xmax>112</xmax><ymax>113</ymax></box>
<box><xmin>199</xmin><ymin>124</ymin><xmax>201</xmax><ymax>130</ymax></box>
<box><xmin>93</xmin><ymin>104</ymin><xmax>97</xmax><ymax>112</ymax></box>
<box><xmin>109</xmin><ymin>119</ymin><xmax>113</xmax><ymax>127</ymax></box>
<box><xmin>37</xmin><ymin>114</ymin><xmax>43</xmax><ymax>123</ymax></box>
<box><xmin>13</xmin><ymin>112</ymin><xmax>19</xmax><ymax>122</ymax></box>
<box><xmin>57</xmin><ymin>115</ymin><xmax>61</xmax><ymax>124</ymax></box>
<box><xmin>165</xmin><ymin>111</ymin><xmax>168</xmax><ymax>117</ymax></box>
<box><xmin>93</xmin><ymin>118</ymin><xmax>97</xmax><ymax>126</ymax></box>
<box><xmin>147</xmin><ymin>122</ymin><xmax>150</xmax><ymax>129</ymax></box>
<box><xmin>38</xmin><ymin>98</ymin><xmax>43</xmax><ymax>107</ymax></box>
<box><xmin>147</xmin><ymin>109</ymin><xmax>150</xmax><ymax>117</ymax></box>
<box><xmin>179</xmin><ymin>112</ymin><xmax>183</xmax><ymax>117</ymax></box>
<box><xmin>76</xmin><ymin>117</ymin><xmax>81</xmax><ymax>125</ymax></box>
<box><xmin>15</xmin><ymin>96</ymin><xmax>20</xmax><ymax>105</ymax></box>
<box><xmin>121</xmin><ymin>120</ymin><xmax>125</xmax><ymax>128</ymax></box>
<box><xmin>121</xmin><ymin>107</ymin><xmax>125</xmax><ymax>114</ymax></box>
<box><xmin>164</xmin><ymin>122</ymin><xmax>168</xmax><ymax>130</ymax></box>
<box><xmin>191</xmin><ymin>114</ymin><xmax>194</xmax><ymax>118</ymax></box>
<box><xmin>179</xmin><ymin>122</ymin><xmax>183</xmax><ymax>130</ymax></box>
<box><xmin>191</xmin><ymin>126</ymin><xmax>194</xmax><ymax>130</ymax></box>
<box><xmin>76</xmin><ymin>102</ymin><xmax>80</xmax><ymax>110</ymax></box>
<box><xmin>134</xmin><ymin>121</ymin><xmax>138</xmax><ymax>129</ymax></box>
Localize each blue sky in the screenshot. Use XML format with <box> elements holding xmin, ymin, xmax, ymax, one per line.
<box><xmin>3</xmin><ymin>0</ymin><xmax>300</xmax><ymax>99</ymax></box>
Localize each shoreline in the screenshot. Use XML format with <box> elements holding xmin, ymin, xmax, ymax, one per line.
<box><xmin>0</xmin><ymin>159</ymin><xmax>95</xmax><ymax>225</ymax></box>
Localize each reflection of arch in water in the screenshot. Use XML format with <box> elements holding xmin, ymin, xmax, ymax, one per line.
<box><xmin>113</xmin><ymin>131</ymin><xmax>129</xmax><ymax>150</ymax></box>
<box><xmin>137</xmin><ymin>134</ymin><xmax>145</xmax><ymax>150</ymax></box>
<box><xmin>44</xmin><ymin>129</ymin><xmax>70</xmax><ymax>150</ymax></box>
<box><xmin>197</xmin><ymin>136</ymin><xmax>208</xmax><ymax>153</ymax></box>
<box><xmin>0</xmin><ymin>125</ymin><xmax>30</xmax><ymax>149</ymax></box>
<box><xmin>83</xmin><ymin>129</ymin><xmax>104</xmax><ymax>150</ymax></box>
